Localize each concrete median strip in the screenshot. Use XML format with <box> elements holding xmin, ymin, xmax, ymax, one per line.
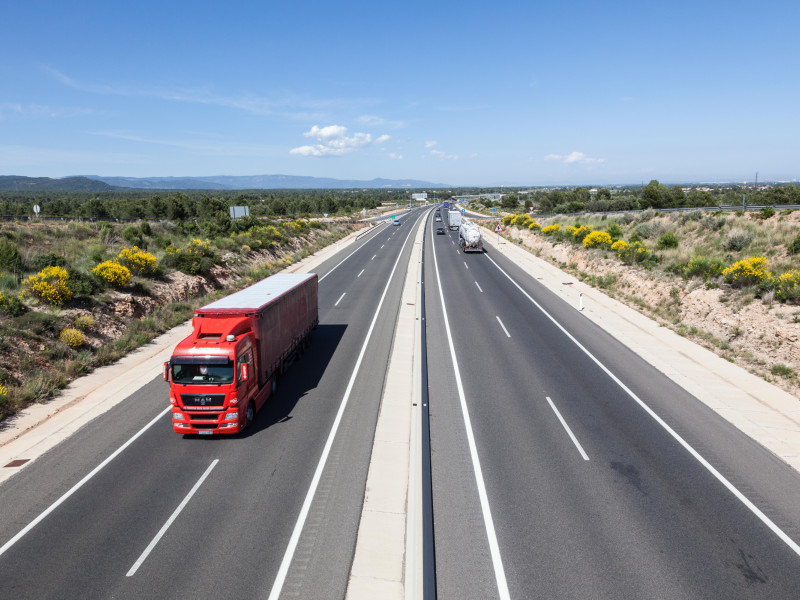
<box><xmin>347</xmin><ymin>216</ymin><xmax>424</xmax><ymax>599</ymax></box>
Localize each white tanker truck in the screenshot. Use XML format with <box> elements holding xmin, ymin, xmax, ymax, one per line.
<box><xmin>459</xmin><ymin>219</ymin><xmax>483</xmax><ymax>253</ymax></box>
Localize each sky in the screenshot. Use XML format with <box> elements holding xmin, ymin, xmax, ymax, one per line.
<box><xmin>1</xmin><ymin>0</ymin><xmax>799</xmax><ymax>187</ymax></box>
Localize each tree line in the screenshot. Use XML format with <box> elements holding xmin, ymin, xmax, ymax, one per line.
<box><xmin>0</xmin><ymin>188</ymin><xmax>418</xmax><ymax>221</ymax></box>
<box><xmin>498</xmin><ymin>181</ymin><xmax>800</xmax><ymax>214</ymax></box>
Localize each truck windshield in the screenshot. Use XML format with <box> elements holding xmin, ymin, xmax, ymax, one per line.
<box><xmin>171</xmin><ymin>362</ymin><xmax>234</xmax><ymax>385</ymax></box>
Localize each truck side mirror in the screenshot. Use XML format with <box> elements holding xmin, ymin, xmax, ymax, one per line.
<box><xmin>241</xmin><ymin>362</ymin><xmax>249</xmax><ymax>382</ymax></box>
<box><xmin>163</xmin><ymin>362</ymin><xmax>170</xmax><ymax>382</ymax></box>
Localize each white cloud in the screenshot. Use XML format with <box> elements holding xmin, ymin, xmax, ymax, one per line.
<box><xmin>425</xmin><ymin>140</ymin><xmax>437</xmax><ymax>148</ymax></box>
<box><xmin>0</xmin><ymin>102</ymin><xmax>95</xmax><ymax>120</ymax></box>
<box><xmin>358</xmin><ymin>114</ymin><xmax>406</xmax><ymax>128</ymax></box>
<box><xmin>544</xmin><ymin>151</ymin><xmax>604</xmax><ymax>165</ymax></box>
<box><xmin>290</xmin><ymin>125</ymin><xmax>389</xmax><ymax>157</ymax></box>
<box><xmin>430</xmin><ymin>149</ymin><xmax>458</xmax><ymax>161</ymax></box>
<box><xmin>389</xmin><ymin>153</ymin><xmax>403</xmax><ymax>160</ymax></box>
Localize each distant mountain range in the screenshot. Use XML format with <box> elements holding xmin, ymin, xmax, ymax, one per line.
<box><xmin>0</xmin><ymin>174</ymin><xmax>450</xmax><ymax>192</ymax></box>
<box><xmin>0</xmin><ymin>175</ymin><xmax>114</xmax><ymax>192</ymax></box>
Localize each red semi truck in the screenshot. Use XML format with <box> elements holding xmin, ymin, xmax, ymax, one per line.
<box><xmin>164</xmin><ymin>272</ymin><xmax>318</xmax><ymax>435</ymax></box>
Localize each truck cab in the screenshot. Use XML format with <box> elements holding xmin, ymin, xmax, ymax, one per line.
<box><xmin>167</xmin><ymin>317</ymin><xmax>260</xmax><ymax>435</ymax></box>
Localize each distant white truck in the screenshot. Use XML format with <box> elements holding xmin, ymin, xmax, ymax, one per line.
<box><xmin>459</xmin><ymin>220</ymin><xmax>483</xmax><ymax>253</ymax></box>
<box><xmin>448</xmin><ymin>210</ymin><xmax>461</xmax><ymax>231</ymax></box>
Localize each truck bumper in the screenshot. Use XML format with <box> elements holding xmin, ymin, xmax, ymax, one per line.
<box><xmin>172</xmin><ymin>408</ymin><xmax>243</xmax><ymax>435</ymax></box>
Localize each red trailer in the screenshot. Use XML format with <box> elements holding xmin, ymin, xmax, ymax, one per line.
<box><xmin>165</xmin><ymin>272</ymin><xmax>318</xmax><ymax>435</ymax></box>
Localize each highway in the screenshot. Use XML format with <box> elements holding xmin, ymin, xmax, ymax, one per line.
<box><xmin>2</xmin><ymin>205</ymin><xmax>800</xmax><ymax>599</ymax></box>
<box><xmin>0</xmin><ymin>208</ymin><xmax>426</xmax><ymax>599</ymax></box>
<box><xmin>426</xmin><ymin>208</ymin><xmax>800</xmax><ymax>598</ymax></box>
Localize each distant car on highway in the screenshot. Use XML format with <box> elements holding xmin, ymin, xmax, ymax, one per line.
<box><xmin>393</xmin><ymin>220</ymin><xmax>401</xmax><ymax>226</ymax></box>
<box><xmin>436</xmin><ymin>226</ymin><xmax>445</xmax><ymax>235</ymax></box>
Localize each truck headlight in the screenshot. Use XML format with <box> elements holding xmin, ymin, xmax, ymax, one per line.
<box><xmin>225</xmin><ymin>411</ymin><xmax>238</xmax><ymax>420</ymax></box>
<box><xmin>173</xmin><ymin>412</ymin><xmax>185</xmax><ymax>420</ymax></box>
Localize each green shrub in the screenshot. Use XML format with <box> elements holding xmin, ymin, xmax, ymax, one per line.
<box><xmin>683</xmin><ymin>257</ymin><xmax>726</xmax><ymax>280</ymax></box>
<box><xmin>74</xmin><ymin>315</ymin><xmax>94</xmax><ymax>331</ymax></box>
<box><xmin>31</xmin><ymin>253</ymin><xmax>67</xmax><ymax>271</ymax></box>
<box><xmin>14</xmin><ymin>310</ymin><xmax>60</xmax><ymax>334</ymax></box>
<box><xmin>657</xmin><ymin>231</ymin><xmax>679</xmax><ymax>249</ymax></box>
<box><xmin>139</xmin><ymin>221</ymin><xmax>152</xmax><ymax>236</ymax></box>
<box><xmin>723</xmin><ymin>228</ymin><xmax>753</xmax><ymax>251</ymax></box>
<box><xmin>771</xmin><ymin>363</ymin><xmax>794</xmax><ymax>377</ymax></box>
<box><xmin>760</xmin><ymin>206</ymin><xmax>776</xmax><ymax>219</ymax></box>
<box><xmin>66</xmin><ymin>269</ymin><xmax>105</xmax><ymax>296</ymax></box>
<box><xmin>605</xmin><ymin>223</ymin><xmax>623</xmax><ymax>240</ymax></box>
<box><xmin>787</xmin><ymin>234</ymin><xmax>800</xmax><ymax>255</ymax></box>
<box><xmin>122</xmin><ymin>226</ymin><xmax>144</xmax><ymax>247</ymax></box>
<box><xmin>0</xmin><ymin>238</ymin><xmax>22</xmax><ymax>272</ymax></box>
<box><xmin>0</xmin><ymin>291</ymin><xmax>27</xmax><ymax>316</ymax></box>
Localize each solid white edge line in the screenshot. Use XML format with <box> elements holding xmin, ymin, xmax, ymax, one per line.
<box><xmin>495</xmin><ymin>316</ymin><xmax>511</xmax><ymax>338</ymax></box>
<box><xmin>335</xmin><ymin>292</ymin><xmax>346</xmax><ymax>306</ymax></box>
<box><xmin>126</xmin><ymin>459</ymin><xmax>219</xmax><ymax>577</ymax></box>
<box><xmin>484</xmin><ymin>253</ymin><xmax>800</xmax><ymax>558</ymax></box>
<box><xmin>267</xmin><ymin>209</ymin><xmax>426</xmax><ymax>600</ymax></box>
<box><xmin>0</xmin><ymin>406</ymin><xmax>171</xmax><ymax>558</ymax></box>
<box><xmin>546</xmin><ymin>397</ymin><xmax>590</xmax><ymax>461</ymax></box>
<box><xmin>432</xmin><ymin>226</ymin><xmax>511</xmax><ymax>599</ymax></box>
<box><xmin>320</xmin><ymin>223</ymin><xmax>385</xmax><ymax>282</ymax></box>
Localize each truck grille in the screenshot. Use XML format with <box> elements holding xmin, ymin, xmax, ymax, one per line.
<box><xmin>181</xmin><ymin>393</ymin><xmax>225</xmax><ymax>407</ymax></box>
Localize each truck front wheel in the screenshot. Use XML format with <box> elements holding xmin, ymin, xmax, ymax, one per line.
<box><xmin>244</xmin><ymin>401</ymin><xmax>255</xmax><ymax>430</ymax></box>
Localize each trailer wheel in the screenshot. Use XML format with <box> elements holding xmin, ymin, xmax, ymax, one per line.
<box><xmin>245</xmin><ymin>401</ymin><xmax>255</xmax><ymax>430</ymax></box>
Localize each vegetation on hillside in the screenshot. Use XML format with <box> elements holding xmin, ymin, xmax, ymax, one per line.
<box><xmin>0</xmin><ymin>205</ymin><xmax>364</xmax><ymax>421</ymax></box>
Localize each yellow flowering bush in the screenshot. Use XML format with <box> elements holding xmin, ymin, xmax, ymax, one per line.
<box><xmin>528</xmin><ymin>221</ymin><xmax>541</xmax><ymax>230</ymax></box>
<box><xmin>775</xmin><ymin>270</ymin><xmax>800</xmax><ymax>302</ymax></box>
<box><xmin>502</xmin><ymin>215</ymin><xmax>515</xmax><ymax>226</ymax></box>
<box><xmin>22</xmin><ymin>266</ymin><xmax>73</xmax><ymax>306</ymax></box>
<box><xmin>722</xmin><ymin>257</ymin><xmax>772</xmax><ymax>288</ymax></box>
<box><xmin>614</xmin><ymin>240</ymin><xmax>650</xmax><ymax>264</ymax></box>
<box><xmin>92</xmin><ymin>261</ymin><xmax>132</xmax><ymax>288</ymax></box>
<box><xmin>512</xmin><ymin>214</ymin><xmax>534</xmax><ymax>229</ymax></box>
<box><xmin>0</xmin><ymin>383</ymin><xmax>8</xmax><ymax>403</ymax></box>
<box><xmin>59</xmin><ymin>327</ymin><xmax>85</xmax><ymax>348</ymax></box>
<box><xmin>118</xmin><ymin>246</ymin><xmax>157</xmax><ymax>276</ymax></box>
<box><xmin>282</xmin><ymin>220</ymin><xmax>309</xmax><ymax>235</ymax></box>
<box><xmin>541</xmin><ymin>224</ymin><xmax>560</xmax><ymax>235</ymax></box>
<box><xmin>571</xmin><ymin>225</ymin><xmax>593</xmax><ymax>243</ymax></box>
<box><xmin>583</xmin><ymin>231</ymin><xmax>613</xmax><ymax>249</ymax></box>
<box><xmin>565</xmin><ymin>225</ymin><xmax>578</xmax><ymax>235</ymax></box>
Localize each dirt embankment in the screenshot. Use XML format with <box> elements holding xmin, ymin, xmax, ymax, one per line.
<box><xmin>502</xmin><ymin>227</ymin><xmax>800</xmax><ymax>399</ymax></box>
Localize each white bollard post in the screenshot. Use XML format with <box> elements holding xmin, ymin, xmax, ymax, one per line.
<box><xmin>579</xmin><ymin>292</ymin><xmax>584</xmax><ymax>311</ymax></box>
